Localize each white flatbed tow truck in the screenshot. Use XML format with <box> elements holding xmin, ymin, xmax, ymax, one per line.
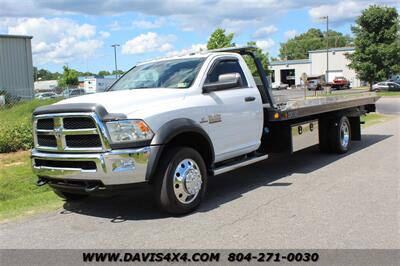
<box><xmin>32</xmin><ymin>46</ymin><xmax>379</xmax><ymax>214</ymax></box>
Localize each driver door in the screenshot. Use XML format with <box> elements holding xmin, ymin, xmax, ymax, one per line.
<box><xmin>200</xmin><ymin>57</ymin><xmax>263</xmax><ymax>162</ymax></box>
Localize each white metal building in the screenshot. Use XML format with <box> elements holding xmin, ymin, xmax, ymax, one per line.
<box><xmin>83</xmin><ymin>75</ymin><xmax>117</xmax><ymax>94</ymax></box>
<box><xmin>34</xmin><ymin>80</ymin><xmax>58</xmax><ymax>92</ymax></box>
<box><xmin>270</xmin><ymin>47</ymin><xmax>361</xmax><ymax>88</ymax></box>
<box><xmin>0</xmin><ymin>34</ymin><xmax>34</xmax><ymax>99</ymax></box>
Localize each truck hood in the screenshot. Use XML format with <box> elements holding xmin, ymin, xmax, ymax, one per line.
<box><xmin>57</xmin><ymin>89</ymin><xmax>187</xmax><ymax>115</ymax></box>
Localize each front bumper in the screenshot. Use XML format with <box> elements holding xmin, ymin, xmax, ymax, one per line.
<box><xmin>31</xmin><ymin>147</ymin><xmax>151</xmax><ymax>186</ymax></box>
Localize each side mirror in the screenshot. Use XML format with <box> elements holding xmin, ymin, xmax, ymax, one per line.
<box><xmin>203</xmin><ymin>73</ymin><xmax>242</xmax><ymax>93</ymax></box>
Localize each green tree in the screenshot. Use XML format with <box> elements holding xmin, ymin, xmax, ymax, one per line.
<box><xmin>79</xmin><ymin>71</ymin><xmax>96</xmax><ymax>76</ymax></box>
<box><xmin>33</xmin><ymin>67</ymin><xmax>38</xmax><ymax>81</ymax></box>
<box><xmin>58</xmin><ymin>65</ymin><xmax>79</xmax><ymax>88</ymax></box>
<box><xmin>33</xmin><ymin>67</ymin><xmax>61</xmax><ymax>81</ymax></box>
<box><xmin>207</xmin><ymin>28</ymin><xmax>234</xmax><ymax>50</ymax></box>
<box><xmin>279</xmin><ymin>28</ymin><xmax>353</xmax><ymax>60</ymax></box>
<box><xmin>111</xmin><ymin>70</ymin><xmax>125</xmax><ymax>76</ymax></box>
<box><xmin>98</xmin><ymin>70</ymin><xmax>111</xmax><ymax>76</ymax></box>
<box><xmin>347</xmin><ymin>5</ymin><xmax>400</xmax><ymax>89</ymax></box>
<box><xmin>243</xmin><ymin>41</ymin><xmax>271</xmax><ymax>76</ymax></box>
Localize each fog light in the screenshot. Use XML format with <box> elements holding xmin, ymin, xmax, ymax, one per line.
<box><xmin>112</xmin><ymin>159</ymin><xmax>135</xmax><ymax>172</ymax></box>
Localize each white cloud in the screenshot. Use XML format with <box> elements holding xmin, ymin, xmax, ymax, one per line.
<box><xmin>308</xmin><ymin>0</ymin><xmax>399</xmax><ymax>23</ymax></box>
<box><xmin>284</xmin><ymin>29</ymin><xmax>297</xmax><ymax>40</ymax></box>
<box><xmin>122</xmin><ymin>32</ymin><xmax>176</xmax><ymax>54</ymax></box>
<box><xmin>107</xmin><ymin>18</ymin><xmax>166</xmax><ymax>32</ymax></box>
<box><xmin>3</xmin><ymin>0</ymin><xmax>398</xmax><ymax>31</ymax></box>
<box><xmin>0</xmin><ymin>17</ymin><xmax>16</xmax><ymax>31</ymax></box>
<box><xmin>6</xmin><ymin>17</ymin><xmax>103</xmax><ymax>65</ymax></box>
<box><xmin>221</xmin><ymin>19</ymin><xmax>258</xmax><ymax>34</ymax></box>
<box><xmin>131</xmin><ymin>18</ymin><xmax>166</xmax><ymax>29</ymax></box>
<box><xmin>255</xmin><ymin>39</ymin><xmax>275</xmax><ymax>52</ymax></box>
<box><xmin>166</xmin><ymin>43</ymin><xmax>206</xmax><ymax>56</ymax></box>
<box><xmin>107</xmin><ymin>21</ymin><xmax>122</xmax><ymax>31</ymax></box>
<box><xmin>309</xmin><ymin>1</ymin><xmax>363</xmax><ymax>23</ymax></box>
<box><xmin>1</xmin><ymin>0</ymin><xmax>397</xmax><ymax>66</ymax></box>
<box><xmin>0</xmin><ymin>0</ymin><xmax>60</xmax><ymax>17</ymax></box>
<box><xmin>252</xmin><ymin>25</ymin><xmax>278</xmax><ymax>38</ymax></box>
<box><xmin>0</xmin><ymin>0</ymin><xmax>327</xmax><ymax>33</ymax></box>
<box><xmin>73</xmin><ymin>23</ymin><xmax>96</xmax><ymax>38</ymax></box>
<box><xmin>99</xmin><ymin>31</ymin><xmax>110</xmax><ymax>39</ymax></box>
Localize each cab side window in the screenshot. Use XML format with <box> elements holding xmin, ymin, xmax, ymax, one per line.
<box><xmin>205</xmin><ymin>60</ymin><xmax>248</xmax><ymax>87</ymax></box>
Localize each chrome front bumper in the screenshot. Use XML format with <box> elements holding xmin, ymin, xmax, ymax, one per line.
<box><xmin>31</xmin><ymin>147</ymin><xmax>151</xmax><ymax>185</ymax></box>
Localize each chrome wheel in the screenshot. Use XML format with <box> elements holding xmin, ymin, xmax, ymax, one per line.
<box><xmin>340</xmin><ymin>121</ymin><xmax>350</xmax><ymax>148</ymax></box>
<box><xmin>173</xmin><ymin>159</ymin><xmax>202</xmax><ymax>204</ymax></box>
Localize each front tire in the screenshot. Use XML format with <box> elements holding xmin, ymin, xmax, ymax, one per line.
<box><xmin>154</xmin><ymin>147</ymin><xmax>207</xmax><ymax>215</ymax></box>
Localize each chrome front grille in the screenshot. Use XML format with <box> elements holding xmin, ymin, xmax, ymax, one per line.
<box><xmin>65</xmin><ymin>135</ymin><xmax>102</xmax><ymax>148</ymax></box>
<box><xmin>37</xmin><ymin>135</ymin><xmax>57</xmax><ymax>147</ymax></box>
<box><xmin>63</xmin><ymin>117</ymin><xmax>96</xmax><ymax>129</ymax></box>
<box><xmin>33</xmin><ymin>113</ymin><xmax>108</xmax><ymax>152</ymax></box>
<box><xmin>37</xmin><ymin>118</ymin><xmax>54</xmax><ymax>130</ymax></box>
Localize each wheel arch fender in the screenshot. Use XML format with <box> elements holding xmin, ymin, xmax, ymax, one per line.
<box><xmin>146</xmin><ymin>118</ymin><xmax>215</xmax><ymax>181</ymax></box>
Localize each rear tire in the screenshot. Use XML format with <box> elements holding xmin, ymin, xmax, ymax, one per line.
<box><xmin>329</xmin><ymin>116</ymin><xmax>351</xmax><ymax>154</ymax></box>
<box><xmin>53</xmin><ymin>189</ymin><xmax>88</xmax><ymax>201</ymax></box>
<box><xmin>153</xmin><ymin>147</ymin><xmax>207</xmax><ymax>215</ymax></box>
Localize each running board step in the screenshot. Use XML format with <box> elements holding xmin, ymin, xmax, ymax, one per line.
<box><xmin>212</xmin><ymin>154</ymin><xmax>268</xmax><ymax>176</ymax></box>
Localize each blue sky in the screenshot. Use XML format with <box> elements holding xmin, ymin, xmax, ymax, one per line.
<box><xmin>0</xmin><ymin>0</ymin><xmax>398</xmax><ymax>73</ymax></box>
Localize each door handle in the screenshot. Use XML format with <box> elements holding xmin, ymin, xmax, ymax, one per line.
<box><xmin>245</xmin><ymin>96</ymin><xmax>256</xmax><ymax>102</ymax></box>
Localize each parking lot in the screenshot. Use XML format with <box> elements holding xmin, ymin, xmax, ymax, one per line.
<box><xmin>1</xmin><ymin>113</ymin><xmax>399</xmax><ymax>249</ymax></box>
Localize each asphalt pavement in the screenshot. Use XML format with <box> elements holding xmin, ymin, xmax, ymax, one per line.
<box><xmin>376</xmin><ymin>97</ymin><xmax>400</xmax><ymax>114</ymax></box>
<box><xmin>1</xmin><ymin>116</ymin><xmax>399</xmax><ymax>249</ymax></box>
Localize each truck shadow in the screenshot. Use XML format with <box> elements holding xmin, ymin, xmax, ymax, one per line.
<box><xmin>62</xmin><ymin>134</ymin><xmax>392</xmax><ymax>221</ymax></box>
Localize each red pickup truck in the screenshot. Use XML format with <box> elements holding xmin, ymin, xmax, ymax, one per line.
<box><xmin>331</xmin><ymin>76</ymin><xmax>350</xmax><ymax>90</ymax></box>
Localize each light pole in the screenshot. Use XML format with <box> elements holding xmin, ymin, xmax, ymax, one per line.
<box><xmin>320</xmin><ymin>16</ymin><xmax>329</xmax><ymax>82</ymax></box>
<box><xmin>111</xmin><ymin>44</ymin><xmax>120</xmax><ymax>79</ymax></box>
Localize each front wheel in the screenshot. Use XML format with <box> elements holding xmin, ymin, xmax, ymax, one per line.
<box><xmin>154</xmin><ymin>147</ymin><xmax>207</xmax><ymax>215</ymax></box>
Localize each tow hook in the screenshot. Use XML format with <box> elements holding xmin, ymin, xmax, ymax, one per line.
<box><xmin>85</xmin><ymin>184</ymin><xmax>100</xmax><ymax>193</ymax></box>
<box><xmin>36</xmin><ymin>178</ymin><xmax>48</xmax><ymax>187</ymax></box>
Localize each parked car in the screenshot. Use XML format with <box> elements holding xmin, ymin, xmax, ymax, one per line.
<box><xmin>389</xmin><ymin>75</ymin><xmax>400</xmax><ymax>84</ymax></box>
<box><xmin>271</xmin><ymin>82</ymin><xmax>289</xmax><ymax>90</ymax></box>
<box><xmin>307</xmin><ymin>79</ymin><xmax>323</xmax><ymax>91</ymax></box>
<box><xmin>331</xmin><ymin>76</ymin><xmax>350</xmax><ymax>90</ymax></box>
<box><xmin>68</xmin><ymin>88</ymin><xmax>86</xmax><ymax>97</ymax></box>
<box><xmin>372</xmin><ymin>81</ymin><xmax>400</xmax><ymax>91</ymax></box>
<box><xmin>35</xmin><ymin>92</ymin><xmax>57</xmax><ymax>99</ymax></box>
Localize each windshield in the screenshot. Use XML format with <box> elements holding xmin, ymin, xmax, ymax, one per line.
<box><xmin>110</xmin><ymin>58</ymin><xmax>205</xmax><ymax>91</ymax></box>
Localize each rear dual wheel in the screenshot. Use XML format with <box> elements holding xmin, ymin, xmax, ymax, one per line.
<box><xmin>319</xmin><ymin>116</ymin><xmax>351</xmax><ymax>154</ymax></box>
<box><xmin>330</xmin><ymin>116</ymin><xmax>351</xmax><ymax>153</ymax></box>
<box><xmin>154</xmin><ymin>147</ymin><xmax>207</xmax><ymax>215</ymax></box>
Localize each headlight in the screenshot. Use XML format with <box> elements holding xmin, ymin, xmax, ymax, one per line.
<box><xmin>106</xmin><ymin>120</ymin><xmax>154</xmax><ymax>143</ymax></box>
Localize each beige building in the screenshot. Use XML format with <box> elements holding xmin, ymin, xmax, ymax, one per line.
<box><xmin>270</xmin><ymin>47</ymin><xmax>361</xmax><ymax>88</ymax></box>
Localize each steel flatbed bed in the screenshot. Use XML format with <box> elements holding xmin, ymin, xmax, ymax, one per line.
<box><xmin>211</xmin><ymin>46</ymin><xmax>379</xmax><ymax>122</ymax></box>
<box><xmin>265</xmin><ymin>92</ymin><xmax>379</xmax><ymax>121</ymax></box>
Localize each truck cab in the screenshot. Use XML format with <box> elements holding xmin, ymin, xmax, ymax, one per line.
<box><xmin>32</xmin><ymin>47</ymin><xmax>378</xmax><ymax>214</ymax></box>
